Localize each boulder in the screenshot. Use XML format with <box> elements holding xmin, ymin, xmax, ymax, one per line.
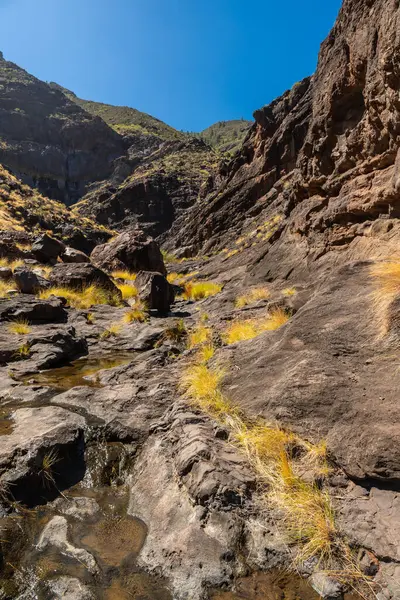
<box><xmin>61</xmin><ymin>247</ymin><xmax>90</xmax><ymax>264</ymax></box>
<box><xmin>91</xmin><ymin>230</ymin><xmax>166</xmax><ymax>275</ymax></box>
<box><xmin>13</xmin><ymin>267</ymin><xmax>50</xmax><ymax>294</ymax></box>
<box><xmin>48</xmin><ymin>263</ymin><xmax>120</xmax><ymax>295</ymax></box>
<box><xmin>31</xmin><ymin>233</ymin><xmax>65</xmax><ymax>264</ymax></box>
<box><xmin>135</xmin><ymin>271</ymin><xmax>175</xmax><ymax>314</ymax></box>
<box><xmin>0</xmin><ymin>267</ymin><xmax>12</xmax><ymax>280</ymax></box>
<box><xmin>0</xmin><ymin>296</ymin><xmax>68</xmax><ymax>323</ymax></box>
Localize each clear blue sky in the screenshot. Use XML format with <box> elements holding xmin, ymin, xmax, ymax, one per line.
<box><xmin>0</xmin><ymin>0</ymin><xmax>342</xmax><ymax>132</ymax></box>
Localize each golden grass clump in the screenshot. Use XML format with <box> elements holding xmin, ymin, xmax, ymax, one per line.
<box><xmin>100</xmin><ymin>323</ymin><xmax>122</xmax><ymax>339</ymax></box>
<box><xmin>13</xmin><ymin>342</ymin><xmax>31</xmax><ymax>359</ymax></box>
<box><xmin>369</xmin><ymin>261</ymin><xmax>400</xmax><ymax>297</ymax></box>
<box><xmin>123</xmin><ymin>309</ymin><xmax>147</xmax><ymax>323</ymax></box>
<box><xmin>271</xmin><ymin>474</ymin><xmax>337</xmax><ymax>564</ymax></box>
<box><xmin>224</xmin><ymin>308</ymin><xmax>290</xmax><ymax>344</ymax></box>
<box><xmin>235</xmin><ymin>287</ymin><xmax>270</xmax><ymax>308</ymax></box>
<box><xmin>233</xmin><ymin>421</ymin><xmax>292</xmax><ymax>462</ymax></box>
<box><xmin>180</xmin><ymin>363</ymin><xmax>231</xmax><ymax>416</ymax></box>
<box><xmin>0</xmin><ymin>258</ymin><xmax>24</xmax><ymax>271</ymax></box>
<box><xmin>188</xmin><ymin>324</ymin><xmax>213</xmax><ymax>349</ymax></box>
<box><xmin>8</xmin><ymin>319</ymin><xmax>31</xmax><ymax>335</ymax></box>
<box><xmin>282</xmin><ymin>287</ymin><xmax>296</xmax><ymax>297</ymax></box>
<box><xmin>0</xmin><ymin>280</ymin><xmax>17</xmax><ymax>298</ymax></box>
<box><xmin>369</xmin><ymin>261</ymin><xmax>400</xmax><ymax>335</ymax></box>
<box><xmin>182</xmin><ymin>281</ymin><xmax>222</xmax><ymax>301</ymax></box>
<box><xmin>111</xmin><ymin>270</ymin><xmax>137</xmax><ymax>281</ymax></box>
<box><xmin>38</xmin><ymin>285</ymin><xmax>121</xmax><ymax>309</ymax></box>
<box><xmin>196</xmin><ymin>344</ymin><xmax>215</xmax><ymax>364</ymax></box>
<box><xmin>115</xmin><ymin>282</ymin><xmax>138</xmax><ymax>301</ymax></box>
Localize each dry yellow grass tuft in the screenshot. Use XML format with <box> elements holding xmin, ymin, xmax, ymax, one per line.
<box><xmin>0</xmin><ymin>258</ymin><xmax>24</xmax><ymax>271</ymax></box>
<box><xmin>123</xmin><ymin>299</ymin><xmax>148</xmax><ymax>323</ymax></box>
<box><xmin>13</xmin><ymin>342</ymin><xmax>31</xmax><ymax>359</ymax></box>
<box><xmin>282</xmin><ymin>287</ymin><xmax>296</xmax><ymax>297</ymax></box>
<box><xmin>0</xmin><ymin>280</ymin><xmax>17</xmax><ymax>298</ymax></box>
<box><xmin>369</xmin><ymin>261</ymin><xmax>400</xmax><ymax>334</ymax></box>
<box><xmin>196</xmin><ymin>344</ymin><xmax>215</xmax><ymax>364</ymax></box>
<box><xmin>235</xmin><ymin>287</ymin><xmax>270</xmax><ymax>308</ymax></box>
<box><xmin>8</xmin><ymin>319</ymin><xmax>31</xmax><ymax>335</ymax></box>
<box><xmin>111</xmin><ymin>270</ymin><xmax>137</xmax><ymax>281</ymax></box>
<box><xmin>180</xmin><ymin>363</ymin><xmax>231</xmax><ymax>416</ymax></box>
<box><xmin>100</xmin><ymin>323</ymin><xmax>122</xmax><ymax>339</ymax></box>
<box><xmin>188</xmin><ymin>324</ymin><xmax>213</xmax><ymax>349</ymax></box>
<box><xmin>181</xmin><ymin>281</ymin><xmax>222</xmax><ymax>301</ymax></box>
<box><xmin>38</xmin><ymin>285</ymin><xmax>121</xmax><ymax>309</ymax></box>
<box><xmin>224</xmin><ymin>308</ymin><xmax>290</xmax><ymax>344</ymax></box>
<box><xmin>115</xmin><ymin>282</ymin><xmax>138</xmax><ymax>300</ymax></box>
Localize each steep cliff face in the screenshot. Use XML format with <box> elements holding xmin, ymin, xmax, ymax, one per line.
<box><xmin>0</xmin><ymin>55</ymin><xmax>126</xmax><ymax>205</ymax></box>
<box><xmin>167</xmin><ymin>0</ymin><xmax>400</xmax><ymax>271</ymax></box>
<box><xmin>73</xmin><ymin>138</ymin><xmax>220</xmax><ymax>237</ymax></box>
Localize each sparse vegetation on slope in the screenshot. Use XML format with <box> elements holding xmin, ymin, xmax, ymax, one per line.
<box><xmin>224</xmin><ymin>308</ymin><xmax>290</xmax><ymax>344</ymax></box>
<box><xmin>57</xmin><ymin>86</ymin><xmax>183</xmax><ymax>141</ymax></box>
<box><xmin>0</xmin><ymin>164</ymin><xmax>114</xmax><ymax>242</ymax></box>
<box><xmin>179</xmin><ymin>345</ymin><xmax>348</xmax><ymax>573</ymax></box>
<box><xmin>200</xmin><ymin>119</ymin><xmax>252</xmax><ymax>154</ymax></box>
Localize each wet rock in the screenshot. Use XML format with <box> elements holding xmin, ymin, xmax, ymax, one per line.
<box><xmin>26</xmin><ymin>325</ymin><xmax>87</xmax><ymax>371</ymax></box>
<box><xmin>0</xmin><ymin>406</ymin><xmax>85</xmax><ymax>504</ymax></box>
<box><xmin>61</xmin><ymin>246</ymin><xmax>90</xmax><ymax>264</ymax></box>
<box><xmin>0</xmin><ymin>296</ymin><xmax>68</xmax><ymax>323</ymax></box>
<box><xmin>309</xmin><ymin>572</ymin><xmax>343</xmax><ymax>599</ymax></box>
<box><xmin>129</xmin><ymin>436</ymin><xmax>243</xmax><ymax>600</ymax></box>
<box><xmin>163</xmin><ymin>403</ymin><xmax>255</xmax><ymax>506</ymax></box>
<box><xmin>0</xmin><ymin>267</ymin><xmax>12</xmax><ymax>280</ymax></box>
<box><xmin>45</xmin><ymin>576</ymin><xmax>94</xmax><ymax>600</ymax></box>
<box><xmin>31</xmin><ymin>233</ymin><xmax>65</xmax><ymax>264</ymax></box>
<box><xmin>37</xmin><ymin>516</ymin><xmax>98</xmax><ymax>575</ymax></box>
<box><xmin>91</xmin><ymin>230</ymin><xmax>166</xmax><ymax>275</ymax></box>
<box><xmin>135</xmin><ymin>270</ymin><xmax>175</xmax><ymax>314</ymax></box>
<box><xmin>13</xmin><ymin>267</ymin><xmax>50</xmax><ymax>294</ymax></box>
<box><xmin>48</xmin><ymin>262</ymin><xmax>120</xmax><ymax>295</ymax></box>
<box><xmin>52</xmin><ymin>496</ymin><xmax>100</xmax><ymax>521</ymax></box>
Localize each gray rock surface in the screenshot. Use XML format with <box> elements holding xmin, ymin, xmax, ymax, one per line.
<box><xmin>91</xmin><ymin>230</ymin><xmax>166</xmax><ymax>275</ymax></box>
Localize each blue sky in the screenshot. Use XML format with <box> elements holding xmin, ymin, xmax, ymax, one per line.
<box><xmin>0</xmin><ymin>0</ymin><xmax>342</xmax><ymax>131</ymax></box>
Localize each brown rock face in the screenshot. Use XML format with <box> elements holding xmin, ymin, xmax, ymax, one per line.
<box><xmin>167</xmin><ymin>0</ymin><xmax>400</xmax><ymax>260</ymax></box>
<box><xmin>90</xmin><ymin>230</ymin><xmax>166</xmax><ymax>276</ymax></box>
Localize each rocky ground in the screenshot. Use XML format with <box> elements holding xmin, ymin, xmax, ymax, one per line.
<box><xmin>0</xmin><ymin>225</ymin><xmax>398</xmax><ymax>600</ymax></box>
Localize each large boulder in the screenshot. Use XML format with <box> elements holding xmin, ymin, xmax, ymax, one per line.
<box><xmin>14</xmin><ymin>267</ymin><xmax>50</xmax><ymax>294</ymax></box>
<box><xmin>135</xmin><ymin>271</ymin><xmax>174</xmax><ymax>314</ymax></box>
<box><xmin>61</xmin><ymin>247</ymin><xmax>90</xmax><ymax>264</ymax></box>
<box><xmin>48</xmin><ymin>263</ymin><xmax>120</xmax><ymax>295</ymax></box>
<box><xmin>31</xmin><ymin>234</ymin><xmax>65</xmax><ymax>264</ymax></box>
<box><xmin>0</xmin><ymin>267</ymin><xmax>12</xmax><ymax>280</ymax></box>
<box><xmin>0</xmin><ymin>296</ymin><xmax>68</xmax><ymax>323</ymax></box>
<box><xmin>91</xmin><ymin>231</ymin><xmax>166</xmax><ymax>276</ymax></box>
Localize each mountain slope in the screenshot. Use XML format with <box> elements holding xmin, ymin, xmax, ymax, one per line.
<box><xmin>201</xmin><ymin>119</ymin><xmax>252</xmax><ymax>153</ymax></box>
<box><xmin>50</xmin><ymin>83</ymin><xmax>184</xmax><ymax>141</ymax></box>
<box><xmin>0</xmin><ymin>54</ymin><xmax>125</xmax><ymax>205</ymax></box>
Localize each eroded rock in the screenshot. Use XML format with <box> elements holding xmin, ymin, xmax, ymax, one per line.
<box><xmin>91</xmin><ymin>230</ymin><xmax>166</xmax><ymax>275</ymax></box>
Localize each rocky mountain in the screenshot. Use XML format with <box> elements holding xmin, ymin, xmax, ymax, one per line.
<box><xmin>0</xmin><ymin>1</ymin><xmax>399</xmax><ymax>599</ymax></box>
<box><xmin>0</xmin><ymin>53</ymin><xmax>126</xmax><ymax>205</ymax></box>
